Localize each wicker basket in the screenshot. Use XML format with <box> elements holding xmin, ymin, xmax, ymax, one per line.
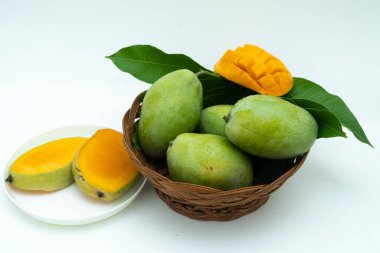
<box><xmin>122</xmin><ymin>91</ymin><xmax>308</xmax><ymax>221</ymax></box>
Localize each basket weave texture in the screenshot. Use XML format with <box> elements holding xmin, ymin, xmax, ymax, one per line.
<box><xmin>122</xmin><ymin>91</ymin><xmax>308</xmax><ymax>221</ymax></box>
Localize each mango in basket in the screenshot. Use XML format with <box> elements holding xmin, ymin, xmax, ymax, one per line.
<box><xmin>225</xmin><ymin>95</ymin><xmax>318</xmax><ymax>159</ymax></box>
<box><xmin>167</xmin><ymin>133</ymin><xmax>253</xmax><ymax>190</ymax></box>
<box><xmin>138</xmin><ymin>69</ymin><xmax>203</xmax><ymax>158</ymax></box>
<box><xmin>198</xmin><ymin>104</ymin><xmax>233</xmax><ymax>137</ymax></box>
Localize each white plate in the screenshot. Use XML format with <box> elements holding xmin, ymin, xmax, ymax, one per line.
<box><xmin>2</xmin><ymin>125</ymin><xmax>146</xmax><ymax>226</ymax></box>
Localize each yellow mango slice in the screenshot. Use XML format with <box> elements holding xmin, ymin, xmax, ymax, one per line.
<box><xmin>214</xmin><ymin>44</ymin><xmax>293</xmax><ymax>96</ymax></box>
<box><xmin>7</xmin><ymin>137</ymin><xmax>87</xmax><ymax>191</ymax></box>
<box><xmin>73</xmin><ymin>129</ymin><xmax>139</xmax><ymax>201</ymax></box>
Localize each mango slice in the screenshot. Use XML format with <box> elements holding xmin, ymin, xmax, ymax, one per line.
<box><xmin>214</xmin><ymin>44</ymin><xmax>293</xmax><ymax>96</ymax></box>
<box><xmin>72</xmin><ymin>129</ymin><xmax>139</xmax><ymax>201</ymax></box>
<box><xmin>6</xmin><ymin>137</ymin><xmax>87</xmax><ymax>191</ymax></box>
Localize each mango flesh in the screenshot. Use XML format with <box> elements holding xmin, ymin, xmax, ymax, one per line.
<box><xmin>6</xmin><ymin>137</ymin><xmax>87</xmax><ymax>191</ymax></box>
<box><xmin>198</xmin><ymin>104</ymin><xmax>233</xmax><ymax>137</ymax></box>
<box><xmin>167</xmin><ymin>133</ymin><xmax>253</xmax><ymax>190</ymax></box>
<box><xmin>225</xmin><ymin>95</ymin><xmax>318</xmax><ymax>159</ymax></box>
<box><xmin>138</xmin><ymin>69</ymin><xmax>203</xmax><ymax>158</ymax></box>
<box><xmin>73</xmin><ymin>129</ymin><xmax>139</xmax><ymax>201</ymax></box>
<box><xmin>214</xmin><ymin>44</ymin><xmax>293</xmax><ymax>96</ymax></box>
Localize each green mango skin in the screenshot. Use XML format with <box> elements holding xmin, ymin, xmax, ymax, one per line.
<box><xmin>6</xmin><ymin>163</ymin><xmax>73</xmax><ymax>191</ymax></box>
<box><xmin>198</xmin><ymin>104</ymin><xmax>233</xmax><ymax>137</ymax></box>
<box><xmin>225</xmin><ymin>95</ymin><xmax>318</xmax><ymax>159</ymax></box>
<box><xmin>138</xmin><ymin>69</ymin><xmax>203</xmax><ymax>158</ymax></box>
<box><xmin>167</xmin><ymin>133</ymin><xmax>253</xmax><ymax>190</ymax></box>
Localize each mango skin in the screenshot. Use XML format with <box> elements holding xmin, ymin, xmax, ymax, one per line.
<box><xmin>167</xmin><ymin>133</ymin><xmax>253</xmax><ymax>190</ymax></box>
<box><xmin>138</xmin><ymin>69</ymin><xmax>203</xmax><ymax>158</ymax></box>
<box><xmin>198</xmin><ymin>104</ymin><xmax>233</xmax><ymax>137</ymax></box>
<box><xmin>225</xmin><ymin>95</ymin><xmax>318</xmax><ymax>159</ymax></box>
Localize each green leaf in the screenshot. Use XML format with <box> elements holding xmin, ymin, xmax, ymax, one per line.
<box><xmin>285</xmin><ymin>78</ymin><xmax>372</xmax><ymax>147</ymax></box>
<box><xmin>308</xmin><ymin>108</ymin><xmax>347</xmax><ymax>139</ymax></box>
<box><xmin>199</xmin><ymin>74</ymin><xmax>255</xmax><ymax>107</ymax></box>
<box><xmin>106</xmin><ymin>44</ymin><xmax>209</xmax><ymax>84</ymax></box>
<box><xmin>107</xmin><ymin>44</ymin><xmax>255</xmax><ymax>107</ymax></box>
<box><xmin>283</xmin><ymin>98</ymin><xmax>346</xmax><ymax>138</ymax></box>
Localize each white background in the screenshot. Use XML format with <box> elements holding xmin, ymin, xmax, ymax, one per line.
<box><xmin>1</xmin><ymin>0</ymin><xmax>379</xmax><ymax>252</ymax></box>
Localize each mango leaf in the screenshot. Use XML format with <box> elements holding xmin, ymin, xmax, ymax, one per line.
<box><xmin>107</xmin><ymin>44</ymin><xmax>254</xmax><ymax>107</ymax></box>
<box><xmin>308</xmin><ymin>108</ymin><xmax>348</xmax><ymax>139</ymax></box>
<box><xmin>199</xmin><ymin>74</ymin><xmax>255</xmax><ymax>107</ymax></box>
<box><xmin>283</xmin><ymin>98</ymin><xmax>346</xmax><ymax>138</ymax></box>
<box><xmin>285</xmin><ymin>78</ymin><xmax>372</xmax><ymax>147</ymax></box>
<box><xmin>106</xmin><ymin>44</ymin><xmax>209</xmax><ymax>83</ymax></box>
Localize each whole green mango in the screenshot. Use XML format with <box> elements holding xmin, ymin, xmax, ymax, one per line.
<box><xmin>167</xmin><ymin>133</ymin><xmax>253</xmax><ymax>190</ymax></box>
<box><xmin>198</xmin><ymin>104</ymin><xmax>233</xmax><ymax>137</ymax></box>
<box><xmin>138</xmin><ymin>69</ymin><xmax>202</xmax><ymax>158</ymax></box>
<box><xmin>225</xmin><ymin>95</ymin><xmax>318</xmax><ymax>159</ymax></box>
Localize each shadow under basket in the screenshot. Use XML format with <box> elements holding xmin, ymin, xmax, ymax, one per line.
<box><xmin>122</xmin><ymin>91</ymin><xmax>309</xmax><ymax>221</ymax></box>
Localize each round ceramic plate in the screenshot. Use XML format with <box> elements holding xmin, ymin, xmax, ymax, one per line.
<box><xmin>2</xmin><ymin>125</ymin><xmax>146</xmax><ymax>225</ymax></box>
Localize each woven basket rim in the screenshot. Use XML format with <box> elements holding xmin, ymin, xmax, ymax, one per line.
<box><xmin>122</xmin><ymin>91</ymin><xmax>308</xmax><ymax>199</ymax></box>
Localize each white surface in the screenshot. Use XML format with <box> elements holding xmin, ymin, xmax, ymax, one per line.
<box><xmin>2</xmin><ymin>125</ymin><xmax>146</xmax><ymax>225</ymax></box>
<box><xmin>0</xmin><ymin>0</ymin><xmax>379</xmax><ymax>252</ymax></box>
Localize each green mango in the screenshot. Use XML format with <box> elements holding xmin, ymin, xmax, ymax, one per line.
<box><xmin>225</xmin><ymin>95</ymin><xmax>318</xmax><ymax>159</ymax></box>
<box><xmin>167</xmin><ymin>133</ymin><xmax>253</xmax><ymax>190</ymax></box>
<box><xmin>138</xmin><ymin>69</ymin><xmax>202</xmax><ymax>158</ymax></box>
<box><xmin>198</xmin><ymin>104</ymin><xmax>233</xmax><ymax>137</ymax></box>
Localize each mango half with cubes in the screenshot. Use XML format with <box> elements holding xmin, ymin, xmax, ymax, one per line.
<box><xmin>6</xmin><ymin>137</ymin><xmax>87</xmax><ymax>191</ymax></box>
<box><xmin>138</xmin><ymin>69</ymin><xmax>203</xmax><ymax>158</ymax></box>
<box><xmin>225</xmin><ymin>95</ymin><xmax>318</xmax><ymax>159</ymax></box>
<box><xmin>214</xmin><ymin>44</ymin><xmax>293</xmax><ymax>96</ymax></box>
<box><xmin>167</xmin><ymin>133</ymin><xmax>253</xmax><ymax>190</ymax></box>
<box><xmin>73</xmin><ymin>129</ymin><xmax>139</xmax><ymax>201</ymax></box>
<box><xmin>198</xmin><ymin>104</ymin><xmax>233</xmax><ymax>137</ymax></box>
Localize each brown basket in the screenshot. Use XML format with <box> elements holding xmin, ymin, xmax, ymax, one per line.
<box><xmin>122</xmin><ymin>91</ymin><xmax>308</xmax><ymax>221</ymax></box>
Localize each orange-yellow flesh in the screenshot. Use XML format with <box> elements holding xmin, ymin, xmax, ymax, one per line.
<box><xmin>77</xmin><ymin>129</ymin><xmax>139</xmax><ymax>193</ymax></box>
<box><xmin>11</xmin><ymin>137</ymin><xmax>87</xmax><ymax>174</ymax></box>
<box><xmin>214</xmin><ymin>44</ymin><xmax>293</xmax><ymax>96</ymax></box>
